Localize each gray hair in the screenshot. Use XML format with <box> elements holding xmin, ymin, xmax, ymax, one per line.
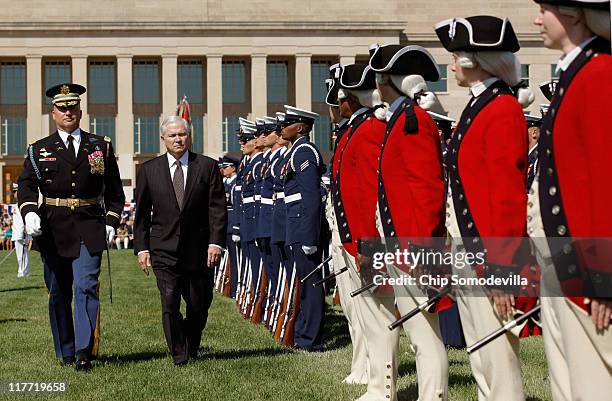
<box><xmin>160</xmin><ymin>115</ymin><xmax>191</xmax><ymax>136</ymax></box>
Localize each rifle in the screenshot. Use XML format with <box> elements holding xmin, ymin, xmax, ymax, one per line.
<box><xmin>250</xmin><ymin>261</ymin><xmax>267</xmax><ymax>324</ymax></box>
<box><xmin>388</xmin><ymin>286</ymin><xmax>452</xmax><ymax>330</ymax></box>
<box><xmin>280</xmin><ymin>264</ymin><xmax>300</xmax><ymax>346</ymax></box>
<box><xmin>274</xmin><ymin>269</ymin><xmax>290</xmax><ymax>341</ymax></box>
<box><xmin>221</xmin><ymin>250</ymin><xmax>231</xmax><ymax>297</ymax></box>
<box><xmin>269</xmin><ymin>264</ymin><xmax>286</xmax><ymax>331</ymax></box>
<box><xmin>467</xmin><ymin>305</ymin><xmax>542</xmax><ymax>354</ymax></box>
<box><xmin>312</xmin><ymin>266</ymin><xmax>348</xmax><ymax>287</ymax></box>
<box><xmin>301</xmin><ymin>254</ymin><xmax>333</xmax><ymax>283</ymax></box>
<box><xmin>350</xmin><ymin>282</ymin><xmax>378</xmax><ymax>298</ymax></box>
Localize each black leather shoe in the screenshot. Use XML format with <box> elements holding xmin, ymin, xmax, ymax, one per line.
<box><xmin>61</xmin><ymin>356</ymin><xmax>75</xmax><ymax>366</ymax></box>
<box><xmin>75</xmin><ymin>355</ymin><xmax>92</xmax><ymax>372</ymax></box>
<box><xmin>174</xmin><ymin>360</ymin><xmax>188</xmax><ymax>367</ymax></box>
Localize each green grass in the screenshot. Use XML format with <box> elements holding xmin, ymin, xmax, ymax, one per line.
<box><xmin>0</xmin><ymin>250</ymin><xmax>552</xmax><ymax>401</ymax></box>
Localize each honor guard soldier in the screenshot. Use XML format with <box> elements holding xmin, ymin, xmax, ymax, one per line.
<box><xmin>220</xmin><ymin>154</ymin><xmax>241</xmax><ymax>297</ymax></box>
<box><xmin>369</xmin><ymin>44</ymin><xmax>450</xmax><ymax>401</ymax></box>
<box><xmin>435</xmin><ymin>16</ymin><xmax>535</xmax><ymax>400</ymax></box>
<box><xmin>531</xmin><ymin>2</ymin><xmax>612</xmax><ymax>399</ymax></box>
<box><xmin>279</xmin><ymin>105</ymin><xmax>325</xmax><ymax>351</ymax></box>
<box><xmin>236</xmin><ymin>120</ymin><xmax>258</xmax><ymax>313</ymax></box>
<box><xmin>255</xmin><ymin>116</ymin><xmax>286</xmax><ymax>329</ymax></box>
<box><xmin>18</xmin><ymin>83</ymin><xmax>125</xmax><ymax>371</ymax></box>
<box><xmin>270</xmin><ymin>112</ymin><xmax>292</xmax><ymax>340</ymax></box>
<box><xmin>525</xmin><ymin>114</ymin><xmax>541</xmax><ymax>191</ymax></box>
<box><xmin>325</xmin><ymin>63</ymin><xmax>370</xmax><ymax>385</ymax></box>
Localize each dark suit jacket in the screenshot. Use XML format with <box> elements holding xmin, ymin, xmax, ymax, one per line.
<box><xmin>133</xmin><ymin>151</ymin><xmax>227</xmax><ymax>270</ymax></box>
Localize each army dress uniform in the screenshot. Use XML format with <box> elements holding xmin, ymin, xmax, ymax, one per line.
<box><xmin>221</xmin><ymin>155</ymin><xmax>240</xmax><ymax>297</ymax></box>
<box><xmin>18</xmin><ymin>84</ymin><xmax>125</xmax><ymax>366</ymax></box>
<box><xmin>527</xmin><ymin>6</ymin><xmax>612</xmax><ymax>398</ymax></box>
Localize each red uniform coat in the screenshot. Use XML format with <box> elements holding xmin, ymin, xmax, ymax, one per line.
<box><xmin>339</xmin><ymin>114</ymin><xmax>386</xmax><ymax>257</ymax></box>
<box><xmin>379</xmin><ymin>102</ymin><xmax>446</xmax><ymax>245</ymax></box>
<box><xmin>537</xmin><ymin>37</ymin><xmax>612</xmax><ymax>309</ymax></box>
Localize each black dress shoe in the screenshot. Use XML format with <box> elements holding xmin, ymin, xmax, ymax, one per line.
<box><xmin>75</xmin><ymin>355</ymin><xmax>92</xmax><ymax>372</ymax></box>
<box><xmin>174</xmin><ymin>360</ymin><xmax>188</xmax><ymax>367</ymax></box>
<box><xmin>61</xmin><ymin>356</ymin><xmax>75</xmax><ymax>366</ymax></box>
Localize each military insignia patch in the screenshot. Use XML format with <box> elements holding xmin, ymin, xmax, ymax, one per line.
<box><xmin>40</xmin><ymin>150</ymin><xmax>53</xmax><ymax>158</ymax></box>
<box><xmin>300</xmin><ymin>160</ymin><xmax>310</xmax><ymax>171</ymax></box>
<box><xmin>88</xmin><ymin>150</ymin><xmax>105</xmax><ymax>175</ymax></box>
<box><xmin>60</xmin><ymin>85</ymin><xmax>70</xmax><ymax>95</ymax></box>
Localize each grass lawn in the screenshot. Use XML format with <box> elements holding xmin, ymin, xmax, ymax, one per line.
<box><xmin>0</xmin><ymin>250</ymin><xmax>552</xmax><ymax>400</ymax></box>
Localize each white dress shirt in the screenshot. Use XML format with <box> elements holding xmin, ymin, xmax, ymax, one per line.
<box><xmin>57</xmin><ymin>128</ymin><xmax>82</xmax><ymax>157</ymax></box>
<box><xmin>556</xmin><ymin>36</ymin><xmax>597</xmax><ymax>74</ymax></box>
<box><xmin>469</xmin><ymin>77</ymin><xmax>500</xmax><ymax>106</ymax></box>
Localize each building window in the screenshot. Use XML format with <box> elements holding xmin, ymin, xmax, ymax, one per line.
<box><xmin>1</xmin><ymin>62</ymin><xmax>26</xmax><ymax>105</ymax></box>
<box><xmin>44</xmin><ymin>60</ymin><xmax>71</xmax><ymax>105</ymax></box>
<box><xmin>222</xmin><ymin>116</ymin><xmax>241</xmax><ymax>153</ymax></box>
<box><xmin>191</xmin><ymin>116</ymin><xmax>204</xmax><ymax>154</ymax></box>
<box><xmin>267</xmin><ymin>61</ymin><xmax>288</xmax><ymax>104</ymax></box>
<box><xmin>89</xmin><ymin>61</ymin><xmax>116</xmax><ymax>104</ymax></box>
<box><xmin>312</xmin><ymin>115</ymin><xmax>331</xmax><ymax>151</ymax></box>
<box><xmin>1</xmin><ymin>117</ymin><xmax>27</xmax><ymax>155</ymax></box>
<box><xmin>133</xmin><ymin>61</ymin><xmax>160</xmax><ymax>104</ymax></box>
<box><xmin>427</xmin><ymin>64</ymin><xmax>448</xmax><ymax>93</ymax></box>
<box><xmin>521</xmin><ymin>64</ymin><xmax>530</xmax><ymax>86</ymax></box>
<box><xmin>222</xmin><ymin>61</ymin><xmax>246</xmax><ymax>104</ymax></box>
<box><xmin>551</xmin><ymin>64</ymin><xmax>560</xmax><ymax>80</ymax></box>
<box><xmin>90</xmin><ymin>117</ymin><xmax>116</xmax><ymax>144</ymax></box>
<box><xmin>134</xmin><ymin>116</ymin><xmax>159</xmax><ymax>154</ymax></box>
<box><xmin>178</xmin><ymin>60</ymin><xmax>204</xmax><ymax>104</ymax></box>
<box><xmin>311</xmin><ymin>61</ymin><xmax>331</xmax><ymax>104</ymax></box>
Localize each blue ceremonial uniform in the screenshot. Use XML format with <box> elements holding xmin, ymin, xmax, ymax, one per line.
<box><xmin>225</xmin><ymin>174</ymin><xmax>239</xmax><ymax>297</ymax></box>
<box><xmin>271</xmin><ymin>148</ymin><xmax>290</xmax><ymax>289</ymax></box>
<box><xmin>233</xmin><ymin>156</ymin><xmax>248</xmax><ymax>300</ymax></box>
<box><xmin>241</xmin><ymin>152</ymin><xmax>263</xmax><ymax>315</ymax></box>
<box><xmin>282</xmin><ymin>136</ymin><xmax>325</xmax><ymax>350</ymax></box>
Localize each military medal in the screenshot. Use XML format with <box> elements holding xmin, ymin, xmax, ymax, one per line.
<box><xmin>88</xmin><ymin>150</ymin><xmax>105</xmax><ymax>175</ymax></box>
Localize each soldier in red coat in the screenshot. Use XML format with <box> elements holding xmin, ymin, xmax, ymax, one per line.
<box><xmin>369</xmin><ymin>44</ymin><xmax>450</xmax><ymax>401</ymax></box>
<box><xmin>435</xmin><ymin>15</ymin><xmax>535</xmax><ymax>401</ymax></box>
<box><xmin>324</xmin><ymin>63</ymin><xmax>370</xmax><ymax>385</ymax></box>
<box><xmin>333</xmin><ymin>62</ymin><xmax>394</xmax><ymax>400</ymax></box>
<box><xmin>531</xmin><ymin>1</ymin><xmax>612</xmax><ymax>399</ymax></box>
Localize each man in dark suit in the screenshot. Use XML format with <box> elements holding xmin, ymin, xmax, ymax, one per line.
<box><xmin>18</xmin><ymin>83</ymin><xmax>125</xmax><ymax>371</ymax></box>
<box><xmin>133</xmin><ymin>115</ymin><xmax>227</xmax><ymax>366</ymax></box>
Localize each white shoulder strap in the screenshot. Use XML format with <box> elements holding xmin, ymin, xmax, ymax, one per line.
<box><xmin>290</xmin><ymin>143</ymin><xmax>320</xmax><ymax>171</ymax></box>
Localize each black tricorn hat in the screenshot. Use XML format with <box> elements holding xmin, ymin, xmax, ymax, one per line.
<box><xmin>435</xmin><ymin>16</ymin><xmax>520</xmax><ymax>53</ymax></box>
<box><xmin>539</xmin><ymin>80</ymin><xmax>558</xmax><ymax>101</ymax></box>
<box><xmin>339</xmin><ymin>64</ymin><xmax>377</xmax><ymax>90</ymax></box>
<box><xmin>325</xmin><ymin>63</ymin><xmax>342</xmax><ymax>106</ymax></box>
<box><xmin>368</xmin><ymin>44</ymin><xmax>440</xmax><ymax>82</ymax></box>
<box><xmin>533</xmin><ymin>0</ymin><xmax>610</xmax><ymax>9</ymax></box>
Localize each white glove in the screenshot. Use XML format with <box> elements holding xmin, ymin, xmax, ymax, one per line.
<box><xmin>302</xmin><ymin>245</ymin><xmax>317</xmax><ymax>255</ymax></box>
<box><xmin>232</xmin><ymin>234</ymin><xmax>241</xmax><ymax>243</ymax></box>
<box><xmin>24</xmin><ymin>212</ymin><xmax>42</xmax><ymax>237</ymax></box>
<box><xmin>106</xmin><ymin>225</ymin><xmax>116</xmax><ymax>246</ymax></box>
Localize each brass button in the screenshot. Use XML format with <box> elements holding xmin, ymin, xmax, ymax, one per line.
<box><xmin>72</xmin><ymin>170</ymin><xmax>76</xmax><ymax>175</ymax></box>
<box><xmin>71</xmin><ymin>183</ymin><xmax>76</xmax><ymax>187</ymax></box>
<box><xmin>552</xmin><ymin>205</ymin><xmax>560</xmax><ymax>215</ymax></box>
<box><xmin>71</xmin><ymin>195</ymin><xmax>75</xmax><ymax>198</ymax></box>
<box><xmin>549</xmin><ymin>186</ymin><xmax>557</xmax><ymax>196</ymax></box>
<box><xmin>557</xmin><ymin>225</ymin><xmax>567</xmax><ymax>235</ymax></box>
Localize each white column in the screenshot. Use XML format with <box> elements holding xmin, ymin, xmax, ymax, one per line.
<box><xmin>162</xmin><ymin>54</ymin><xmax>178</xmax><ymax>117</ymax></box>
<box><xmin>26</xmin><ymin>55</ymin><xmax>42</xmax><ymax>144</ymax></box>
<box><xmin>161</xmin><ymin>54</ymin><xmax>178</xmax><ymax>152</ymax></box>
<box><xmin>72</xmin><ymin>55</ymin><xmax>89</xmax><ymax>130</ymax></box>
<box><xmin>251</xmin><ymin>54</ymin><xmax>267</xmax><ymax>117</ymax></box>
<box><xmin>206</xmin><ymin>54</ymin><xmax>223</xmax><ymax>158</ymax></box>
<box><xmin>295</xmin><ymin>53</ymin><xmax>312</xmax><ymax>109</ymax></box>
<box><xmin>116</xmin><ymin>55</ymin><xmax>134</xmax><ymax>201</ymax></box>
